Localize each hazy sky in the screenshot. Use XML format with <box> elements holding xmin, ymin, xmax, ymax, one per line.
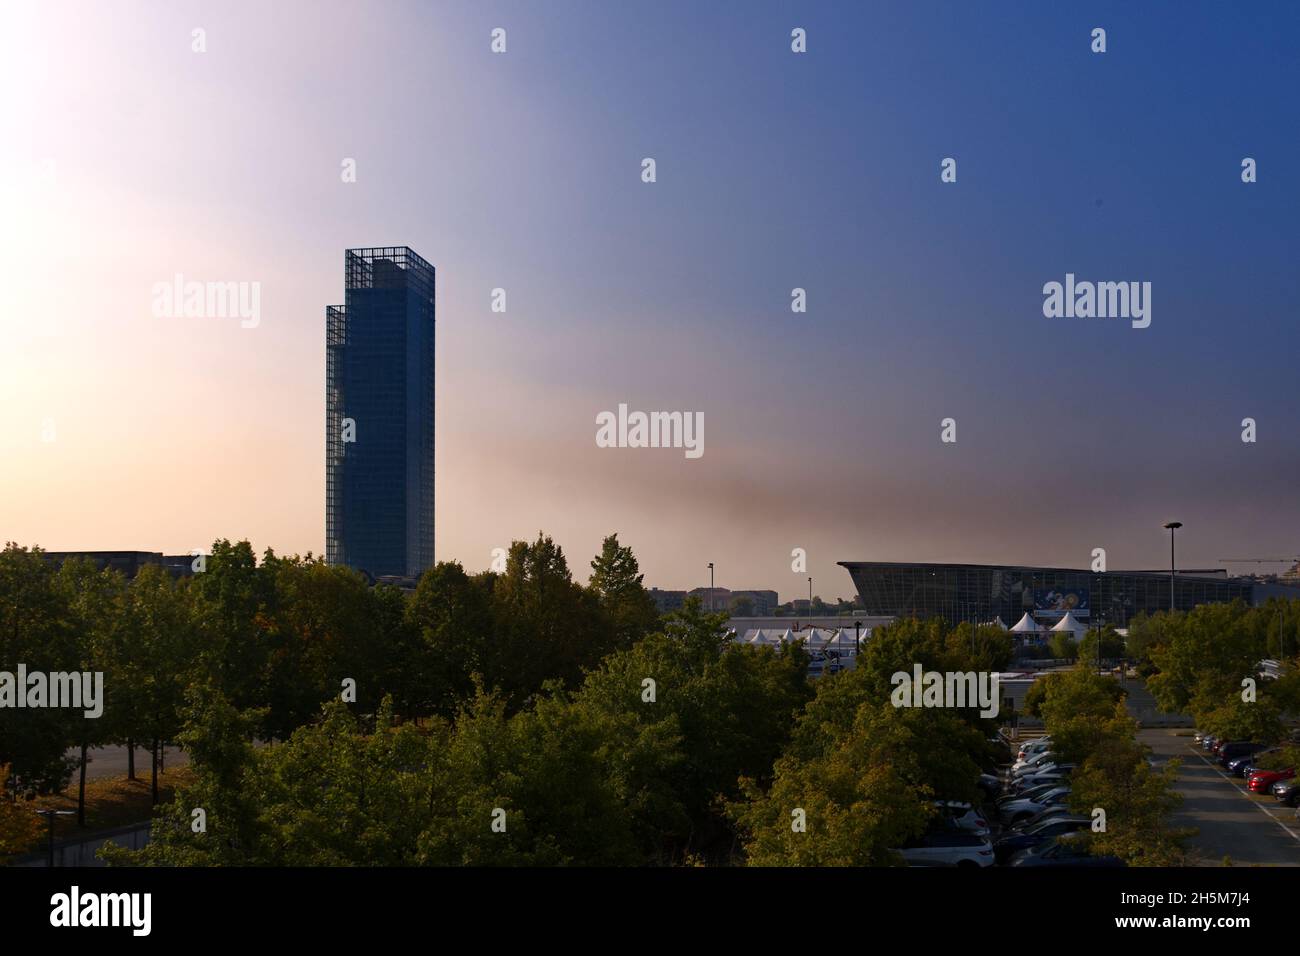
<box><xmin>3</xmin><ymin>1</ymin><xmax>1298</xmax><ymax>601</ymax></box>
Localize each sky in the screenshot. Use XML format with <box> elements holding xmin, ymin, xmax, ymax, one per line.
<box><xmin>2</xmin><ymin>1</ymin><xmax>1298</xmax><ymax>602</ymax></box>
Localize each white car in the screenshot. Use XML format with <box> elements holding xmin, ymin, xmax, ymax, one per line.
<box><xmin>895</xmin><ymin>830</ymin><xmax>994</xmax><ymax>867</ymax></box>
<box><xmin>1012</xmin><ymin>750</ymin><xmax>1058</xmax><ymax>774</ymax></box>
<box><xmin>1016</xmin><ymin>737</ymin><xmax>1052</xmax><ymax>762</ymax></box>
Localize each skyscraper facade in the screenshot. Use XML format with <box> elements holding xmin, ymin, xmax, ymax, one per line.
<box><xmin>326</xmin><ymin>247</ymin><xmax>435</xmax><ymax>579</ymax></box>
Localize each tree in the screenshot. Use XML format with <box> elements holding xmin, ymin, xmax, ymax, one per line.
<box><xmin>0</xmin><ymin>764</ymin><xmax>41</xmax><ymax>858</ymax></box>
<box><xmin>55</xmin><ymin>557</ymin><xmax>126</xmax><ymax>825</ymax></box>
<box><xmin>731</xmin><ymin>701</ymin><xmax>982</xmax><ymax>866</ymax></box>
<box><xmin>188</xmin><ymin>540</ymin><xmax>273</xmax><ymax>714</ymax></box>
<box><xmin>570</xmin><ymin>597</ymin><xmax>812</xmax><ymax>860</ymax></box>
<box><xmin>0</xmin><ymin>544</ymin><xmax>80</xmax><ymax>794</ymax></box>
<box><xmin>1067</xmin><ymin>737</ymin><xmax>1190</xmax><ymax>866</ymax></box>
<box><xmin>944</xmin><ymin>622</ymin><xmax>1014</xmax><ymax>672</ymax></box>
<box><xmin>102</xmin><ymin>684</ymin><xmax>266</xmax><ymax>866</ymax></box>
<box><xmin>406</xmin><ymin>561</ymin><xmax>492</xmax><ymax>715</ymax></box>
<box><xmin>729</xmin><ymin>596</ymin><xmax>754</xmax><ymax>617</ymax></box>
<box><xmin>1077</xmin><ymin>626</ymin><xmax>1125</xmax><ymax>663</ymax></box>
<box><xmin>1147</xmin><ymin>601</ymin><xmax>1264</xmax><ymax>717</ymax></box>
<box><xmin>587</xmin><ymin>534</ymin><xmax>659</xmax><ymax>649</ymax></box>
<box><xmin>488</xmin><ymin>533</ymin><xmax>606</xmax><ymax>701</ymax></box>
<box><xmin>1047</xmin><ymin>632</ymin><xmax>1078</xmax><ymax>660</ymax></box>
<box><xmin>1036</xmin><ymin>667</ymin><xmax>1129</xmax><ymax>764</ymax></box>
<box><xmin>124</xmin><ymin>563</ymin><xmax>198</xmax><ymax>802</ymax></box>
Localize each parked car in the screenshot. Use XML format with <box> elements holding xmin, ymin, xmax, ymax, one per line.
<box><xmin>1011</xmin><ymin>769</ymin><xmax>1075</xmax><ymax>794</ymax></box>
<box><xmin>1248</xmin><ymin>767</ymin><xmax>1295</xmax><ymax>793</ymax></box>
<box><xmin>1016</xmin><ymin>761</ymin><xmax>1076</xmax><ymax>779</ymax></box>
<box><xmin>997</xmin><ymin>782</ymin><xmax>1061</xmax><ymax>807</ymax></box>
<box><xmin>894</xmin><ymin>829</ymin><xmax>995</xmax><ymax>867</ymax></box>
<box><xmin>1008</xmin><ymin>805</ymin><xmax>1074</xmax><ymax>832</ymax></box>
<box><xmin>933</xmin><ymin>801</ymin><xmax>990</xmax><ymax>837</ymax></box>
<box><xmin>998</xmin><ymin>786</ymin><xmax>1073</xmax><ymax>826</ymax></box>
<box><xmin>1240</xmin><ymin>750</ymin><xmax>1283</xmax><ymax>778</ymax></box>
<box><xmin>1007</xmin><ymin>832</ymin><xmax>1125</xmax><ymax>867</ymax></box>
<box><xmin>1200</xmin><ymin>735</ymin><xmax>1218</xmax><ymax>752</ymax></box>
<box><xmin>1012</xmin><ymin>751</ymin><xmax>1059</xmax><ymax>774</ymax></box>
<box><xmin>1012</xmin><ymin>753</ymin><xmax>1062</xmax><ymax>776</ymax></box>
<box><xmin>993</xmin><ymin>815</ymin><xmax>1091</xmax><ymax>864</ymax></box>
<box><xmin>1272</xmin><ymin>779</ymin><xmax>1300</xmax><ymax>807</ymax></box>
<box><xmin>1217</xmin><ymin>742</ymin><xmax>1266</xmax><ymax>769</ymax></box>
<box><xmin>1016</xmin><ymin>737</ymin><xmax>1052</xmax><ymax>761</ymax></box>
<box><xmin>1226</xmin><ymin>747</ymin><xmax>1274</xmax><ymax>777</ymax></box>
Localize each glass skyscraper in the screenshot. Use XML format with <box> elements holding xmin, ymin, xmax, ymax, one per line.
<box><xmin>326</xmin><ymin>247</ymin><xmax>435</xmax><ymax>579</ymax></box>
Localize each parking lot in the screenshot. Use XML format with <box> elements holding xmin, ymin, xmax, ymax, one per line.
<box><xmin>1141</xmin><ymin>728</ymin><xmax>1300</xmax><ymax>866</ymax></box>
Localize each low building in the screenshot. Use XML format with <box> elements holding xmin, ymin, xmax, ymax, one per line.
<box><xmin>41</xmin><ymin>550</ymin><xmax>197</xmax><ymax>578</ymax></box>
<box><xmin>648</xmin><ymin>588</ymin><xmax>688</xmax><ymax>613</ymax></box>
<box><xmin>650</xmin><ymin>587</ymin><xmax>782</xmax><ymax>615</ymax></box>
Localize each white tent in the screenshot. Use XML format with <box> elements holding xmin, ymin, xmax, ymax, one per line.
<box><xmin>1009</xmin><ymin>612</ymin><xmax>1041</xmax><ymax>634</ymax></box>
<box><xmin>990</xmin><ymin>616</ymin><xmax>1008</xmax><ymax>631</ymax></box>
<box><xmin>1050</xmin><ymin>611</ymin><xmax>1087</xmax><ymax>636</ymax></box>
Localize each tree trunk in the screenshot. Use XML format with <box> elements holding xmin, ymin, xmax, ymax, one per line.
<box><xmin>126</xmin><ymin>738</ymin><xmax>135</xmax><ymax>781</ymax></box>
<box><xmin>77</xmin><ymin>738</ymin><xmax>88</xmax><ymax>828</ymax></box>
<box><xmin>151</xmin><ymin>738</ymin><xmax>159</xmax><ymax>804</ymax></box>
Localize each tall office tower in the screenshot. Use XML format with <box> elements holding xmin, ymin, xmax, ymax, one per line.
<box><xmin>326</xmin><ymin>247</ymin><xmax>435</xmax><ymax>579</ymax></box>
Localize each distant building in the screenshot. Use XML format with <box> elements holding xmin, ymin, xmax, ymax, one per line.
<box><xmin>839</xmin><ymin>560</ymin><xmax>1260</xmax><ymax>628</ymax></box>
<box><xmin>648</xmin><ymin>588</ymin><xmax>687</xmax><ymax>613</ymax></box>
<box><xmin>41</xmin><ymin>551</ymin><xmax>196</xmax><ymax>578</ymax></box>
<box><xmin>649</xmin><ymin>587</ymin><xmax>782</xmax><ymax>615</ymax></box>
<box><xmin>688</xmin><ymin>587</ymin><xmax>780</xmax><ymax>615</ymax></box>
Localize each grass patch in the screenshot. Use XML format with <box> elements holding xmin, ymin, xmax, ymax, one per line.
<box><xmin>25</xmin><ymin>766</ymin><xmax>195</xmax><ymax>843</ymax></box>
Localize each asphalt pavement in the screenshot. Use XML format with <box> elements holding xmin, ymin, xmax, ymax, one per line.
<box><xmin>1142</xmin><ymin>728</ymin><xmax>1300</xmax><ymax>867</ymax></box>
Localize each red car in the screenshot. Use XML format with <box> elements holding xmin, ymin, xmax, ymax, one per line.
<box><xmin>1247</xmin><ymin>767</ymin><xmax>1295</xmax><ymax>793</ymax></box>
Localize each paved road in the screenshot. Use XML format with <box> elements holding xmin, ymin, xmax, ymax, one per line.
<box><xmin>67</xmin><ymin>744</ymin><xmax>188</xmax><ymax>781</ymax></box>
<box><xmin>1142</xmin><ymin>728</ymin><xmax>1300</xmax><ymax>867</ymax></box>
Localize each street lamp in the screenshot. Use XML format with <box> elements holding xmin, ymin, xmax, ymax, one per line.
<box><xmin>1163</xmin><ymin>521</ymin><xmax>1182</xmax><ymax>613</ymax></box>
<box><xmin>35</xmin><ymin>808</ymin><xmax>75</xmax><ymax>868</ymax></box>
<box><xmin>707</xmin><ymin>562</ymin><xmax>714</xmax><ymax>613</ymax></box>
<box><xmin>808</xmin><ymin>577</ymin><xmax>813</xmax><ymax>620</ymax></box>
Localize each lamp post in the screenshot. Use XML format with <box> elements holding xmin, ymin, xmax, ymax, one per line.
<box><xmin>1163</xmin><ymin>521</ymin><xmax>1182</xmax><ymax>613</ymax></box>
<box><xmin>808</xmin><ymin>577</ymin><xmax>813</xmax><ymax>620</ymax></box>
<box><xmin>35</xmin><ymin>809</ymin><xmax>75</xmax><ymax>868</ymax></box>
<box><xmin>854</xmin><ymin>619</ymin><xmax>863</xmax><ymax>655</ymax></box>
<box><xmin>707</xmin><ymin>562</ymin><xmax>714</xmax><ymax>613</ymax></box>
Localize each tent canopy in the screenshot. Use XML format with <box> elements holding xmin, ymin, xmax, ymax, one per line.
<box><xmin>1050</xmin><ymin>611</ymin><xmax>1087</xmax><ymax>635</ymax></box>
<box><xmin>1009</xmin><ymin>612</ymin><xmax>1041</xmax><ymax>633</ymax></box>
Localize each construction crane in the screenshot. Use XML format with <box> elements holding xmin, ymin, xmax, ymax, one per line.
<box><xmin>1220</xmin><ymin>556</ymin><xmax>1300</xmax><ymax>587</ymax></box>
<box><xmin>1220</xmin><ymin>558</ymin><xmax>1300</xmax><ymax>563</ymax></box>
